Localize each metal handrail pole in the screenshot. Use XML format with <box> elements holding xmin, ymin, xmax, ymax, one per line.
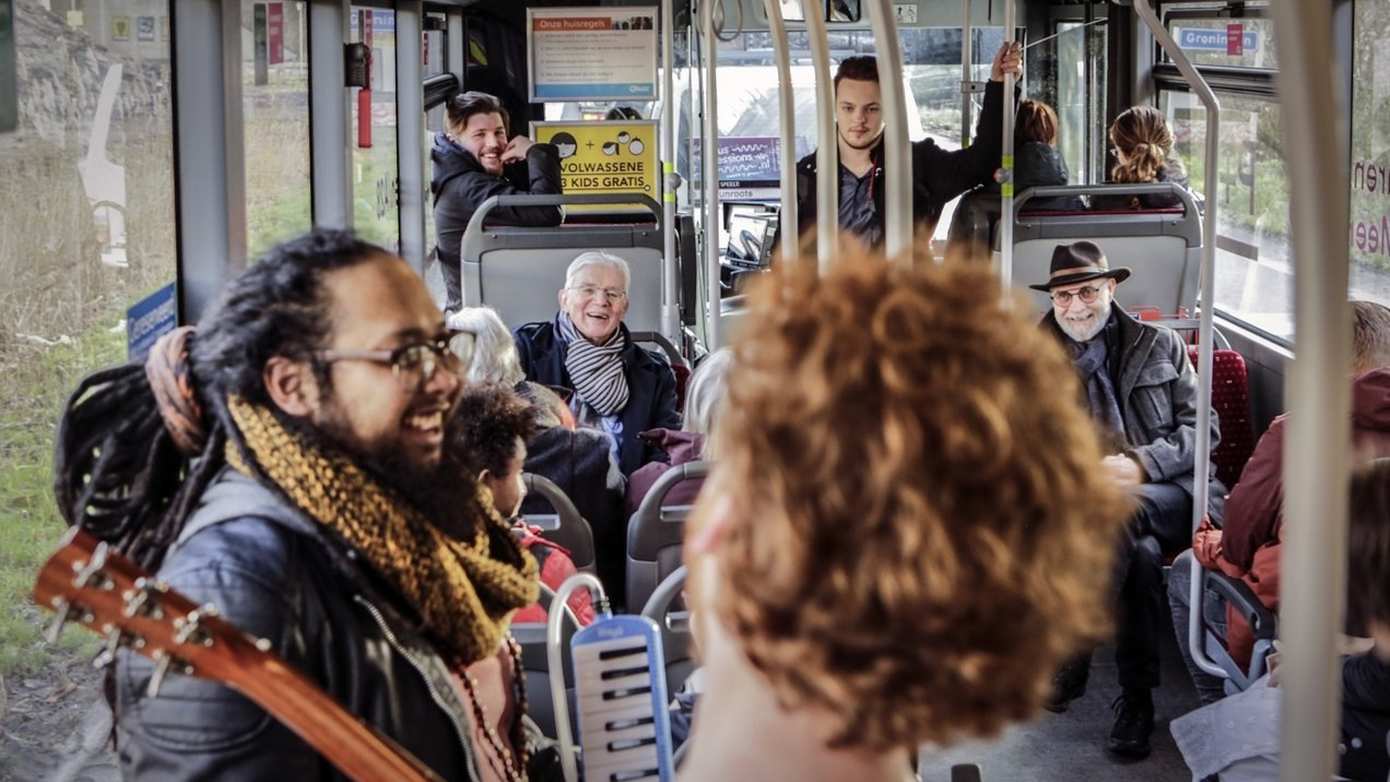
<box><xmin>800</xmin><ymin>0</ymin><xmax>837</xmax><ymax>271</ymax></box>
<box><xmin>764</xmin><ymin>0</ymin><xmax>799</xmax><ymax>264</ymax></box>
<box><xmin>865</xmin><ymin>0</ymin><xmax>911</xmax><ymax>263</ymax></box>
<box><xmin>1132</xmin><ymin>0</ymin><xmax>1226</xmax><ymax>681</ymax></box>
<box><xmin>961</xmin><ymin>0</ymin><xmax>972</xmax><ymax>148</ymax></box>
<box><xmin>700</xmin><ymin>0</ymin><xmax>722</xmax><ymax>346</ymax></box>
<box><xmin>661</xmin><ymin>0</ymin><xmax>680</xmax><ymax>342</ymax></box>
<box><xmin>1269</xmin><ymin>2</ymin><xmax>1353</xmax><ymax>780</ymax></box>
<box><xmin>999</xmin><ymin>1</ymin><xmax>1016</xmax><ymax>289</ymax></box>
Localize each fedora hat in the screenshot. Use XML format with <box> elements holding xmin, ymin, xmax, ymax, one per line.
<box><xmin>1028</xmin><ymin>241</ymin><xmax>1132</xmax><ymax>292</ymax></box>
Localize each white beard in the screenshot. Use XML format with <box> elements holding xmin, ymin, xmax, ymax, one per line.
<box><xmin>1058</xmin><ymin>302</ymin><xmax>1111</xmax><ymax>343</ymax></box>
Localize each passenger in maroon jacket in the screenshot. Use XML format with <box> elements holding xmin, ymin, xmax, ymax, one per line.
<box><xmin>625</xmin><ymin>349</ymin><xmax>732</xmax><ymax>516</ymax></box>
<box><xmin>1169</xmin><ymin>300</ymin><xmax>1390</xmax><ymax>703</ymax></box>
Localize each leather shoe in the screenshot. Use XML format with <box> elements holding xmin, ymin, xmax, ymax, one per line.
<box><xmin>1107</xmin><ymin>689</ymin><xmax>1155</xmax><ymax>759</ymax></box>
<box><xmin>1043</xmin><ymin>655</ymin><xmax>1091</xmax><ymax>713</ymax></box>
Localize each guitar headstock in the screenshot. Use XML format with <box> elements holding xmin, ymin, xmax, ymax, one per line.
<box><xmin>32</xmin><ymin>527</ymin><xmax>273</xmax><ymax>696</ymax></box>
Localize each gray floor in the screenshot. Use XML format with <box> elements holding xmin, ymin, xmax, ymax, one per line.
<box><xmin>919</xmin><ymin>620</ymin><xmax>1202</xmax><ymax>782</ymax></box>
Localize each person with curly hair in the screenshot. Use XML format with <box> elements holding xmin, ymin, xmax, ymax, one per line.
<box><xmin>675</xmin><ymin>246</ymin><xmax>1132</xmax><ymax>782</ymax></box>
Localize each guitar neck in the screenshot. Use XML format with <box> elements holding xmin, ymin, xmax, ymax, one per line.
<box><xmin>220</xmin><ymin>639</ymin><xmax>448</xmax><ymax>782</ymax></box>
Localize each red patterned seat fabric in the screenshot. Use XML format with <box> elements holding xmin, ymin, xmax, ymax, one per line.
<box><xmin>1188</xmin><ymin>346</ymin><xmax>1257</xmax><ymax>489</ymax></box>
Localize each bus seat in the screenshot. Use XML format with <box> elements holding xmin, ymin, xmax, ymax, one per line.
<box><xmin>943</xmin><ymin>187</ymin><xmax>998</xmax><ymax>264</ymax></box>
<box><xmin>1187</xmin><ymin>346</ymin><xmax>1257</xmax><ymax>489</ymax></box>
<box><xmin>640</xmin><ymin>564</ymin><xmax>695</xmax><ymax>696</ymax></box>
<box><xmin>630</xmin><ymin>330</ymin><xmax>690</xmax><ymax>410</ymax></box>
<box><xmin>522</xmin><ymin>473</ymin><xmax>597</xmax><ymax>574</ymax></box>
<box><xmin>1200</xmin><ymin>568</ymin><xmax>1278</xmax><ymax>694</ymax></box>
<box><xmin>992</xmin><ymin>184</ymin><xmax>1203</xmax><ymax>317</ymax></box>
<box><xmin>460</xmin><ymin>194</ymin><xmax>665</xmax><ymax>332</ymax></box>
<box><xmin>627</xmin><ymin>461</ymin><xmax>709</xmax><ymax>612</ymax></box>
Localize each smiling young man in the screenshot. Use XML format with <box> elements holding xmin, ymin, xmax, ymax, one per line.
<box><xmin>432</xmin><ymin>91</ymin><xmax>564</xmax><ymax>313</ymax></box>
<box><xmin>791</xmin><ymin>42</ymin><xmax>1022</xmax><ymax>248</ymax></box>
<box><xmin>1034</xmin><ymin>240</ymin><xmax>1224</xmax><ymax>760</ymax></box>
<box><xmin>53</xmin><ymin>229</ymin><xmax>540</xmax><ymax>779</ymax></box>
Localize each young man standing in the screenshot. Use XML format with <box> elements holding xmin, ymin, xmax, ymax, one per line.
<box><xmin>793</xmin><ymin>42</ymin><xmax>1023</xmax><ymax>247</ymax></box>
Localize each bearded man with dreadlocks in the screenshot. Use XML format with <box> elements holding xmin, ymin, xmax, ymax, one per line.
<box><xmin>53</xmin><ymin>229</ymin><xmax>544</xmax><ymax>781</ymax></box>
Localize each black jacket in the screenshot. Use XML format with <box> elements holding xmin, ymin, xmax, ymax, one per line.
<box><xmin>1015</xmin><ymin>141</ymin><xmax>1085</xmax><ymax>210</ymax></box>
<box><xmin>521</xmin><ymin>424</ymin><xmax>626</xmax><ymax>552</ymax></box>
<box><xmin>1091</xmin><ymin>159</ymin><xmax>1194</xmax><ymax>211</ymax></box>
<box><xmin>513</xmin><ymin>320</ymin><xmax>681</xmax><ymax>476</ymax></box>
<box><xmin>430</xmin><ymin>133</ymin><xmax>564</xmax><ymax>270</ymax></box>
<box><xmin>1340</xmin><ymin>651</ymin><xmax>1390</xmax><ymax>781</ymax></box>
<box><xmin>113</xmin><ymin>469</ymin><xmax>485</xmax><ymax>781</ymax></box>
<box><xmin>792</xmin><ymin>81</ymin><xmax>1009</xmax><ymax>245</ymax></box>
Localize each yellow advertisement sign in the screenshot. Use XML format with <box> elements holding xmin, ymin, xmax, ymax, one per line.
<box><xmin>531</xmin><ymin>120</ymin><xmax>658</xmax><ymax>213</ymax></box>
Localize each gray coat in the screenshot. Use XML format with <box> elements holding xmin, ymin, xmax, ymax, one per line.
<box><xmin>1043</xmin><ymin>305</ymin><xmax>1224</xmax><ymax>501</ymax></box>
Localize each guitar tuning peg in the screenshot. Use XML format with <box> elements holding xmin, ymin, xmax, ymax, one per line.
<box><xmin>122</xmin><ymin>578</ymin><xmax>165</xmax><ymax>620</ymax></box>
<box><xmin>44</xmin><ymin>598</ymin><xmax>74</xmax><ymax>644</ymax></box>
<box><xmin>92</xmin><ymin>627</ymin><xmax>123</xmax><ymax>669</ymax></box>
<box><xmin>71</xmin><ymin>541</ymin><xmax>114</xmax><ymax>590</ymax></box>
<box><xmin>146</xmin><ymin>650</ymin><xmax>174</xmax><ymax>698</ymax></box>
<box><xmin>173</xmin><ymin>606</ymin><xmax>215</xmax><ymax>647</ymax></box>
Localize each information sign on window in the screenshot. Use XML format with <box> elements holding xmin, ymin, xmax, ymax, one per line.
<box><xmin>531</xmin><ymin>119</ymin><xmax>659</xmax><ymax>212</ymax></box>
<box><xmin>527</xmin><ymin>7</ymin><xmax>658</xmax><ymax>102</ymax></box>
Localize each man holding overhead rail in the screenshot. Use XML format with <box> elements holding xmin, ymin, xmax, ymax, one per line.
<box><xmin>1034</xmin><ymin>240</ymin><xmax>1224</xmax><ymax>761</ymax></box>
<box><xmin>792</xmin><ymin>41</ymin><xmax>1022</xmax><ymax>248</ymax></box>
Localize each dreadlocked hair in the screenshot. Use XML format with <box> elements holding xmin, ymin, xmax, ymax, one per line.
<box><xmin>52</xmin><ymin>229</ymin><xmax>391</xmax><ymax>572</ymax></box>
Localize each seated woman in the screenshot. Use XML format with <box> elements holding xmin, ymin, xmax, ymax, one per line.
<box><xmin>449</xmin><ymin>305</ymin><xmax>626</xmax><ymax>588</ymax></box>
<box><xmin>447</xmin><ymin>384</ymin><xmax>596</xmax><ymax>626</ymax></box>
<box><xmin>626</xmin><ymin>348</ymin><xmax>733</xmax><ymax>516</ymax></box>
<box><xmin>513</xmin><ymin>250</ymin><xmax>681</xmax><ymax>476</ymax></box>
<box><xmin>1171</xmin><ymin>458</ymin><xmax>1390</xmax><ymax>782</ymax></box>
<box><xmin>1092</xmin><ymin>105</ymin><xmax>1194</xmax><ymax>210</ymax></box>
<box><xmin>1014</xmin><ymin>99</ymin><xmax>1085</xmax><ymax>211</ymax></box>
<box><xmin>677</xmin><ymin>248</ymin><xmax>1131</xmax><ymax>782</ymax></box>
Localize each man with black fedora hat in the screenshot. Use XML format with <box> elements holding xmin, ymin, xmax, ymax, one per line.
<box><xmin>1036</xmin><ymin>240</ymin><xmax>1225</xmax><ymax>760</ymax></box>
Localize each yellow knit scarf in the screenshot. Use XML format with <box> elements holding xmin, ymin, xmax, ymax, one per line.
<box><xmin>225</xmin><ymin>396</ymin><xmax>538</xmax><ymax>666</ymax></box>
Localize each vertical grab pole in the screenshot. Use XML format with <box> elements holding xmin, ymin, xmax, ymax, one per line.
<box><xmin>961</xmin><ymin>0</ymin><xmax>972</xmax><ymax>148</ymax></box>
<box><xmin>660</xmin><ymin>0</ymin><xmax>680</xmax><ymax>343</ymax></box>
<box><xmin>998</xmin><ymin>1</ymin><xmax>1015</xmax><ymax>289</ymax></box>
<box><xmin>1270</xmin><ymin>2</ymin><xmax>1353</xmax><ymax>780</ymax></box>
<box><xmin>1132</xmin><ymin>0</ymin><xmax>1226</xmax><ymax>683</ymax></box>
<box><xmin>700</xmin><ymin>0</ymin><xmax>722</xmax><ymax>347</ymax></box>
<box><xmin>801</xmin><ymin>0</ymin><xmax>837</xmax><ymax>271</ymax></box>
<box><xmin>764</xmin><ymin>0</ymin><xmax>799</xmax><ymax>264</ymax></box>
<box><xmin>865</xmin><ymin>0</ymin><xmax>911</xmax><ymax>263</ymax></box>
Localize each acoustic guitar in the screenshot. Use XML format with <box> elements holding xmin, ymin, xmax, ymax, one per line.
<box><xmin>32</xmin><ymin>527</ymin><xmax>445</xmax><ymax>782</ymax></box>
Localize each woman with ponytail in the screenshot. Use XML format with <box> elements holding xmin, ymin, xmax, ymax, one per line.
<box><xmin>1093</xmin><ymin>105</ymin><xmax>1195</xmax><ymax>210</ymax></box>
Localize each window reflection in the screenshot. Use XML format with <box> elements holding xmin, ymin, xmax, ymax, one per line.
<box><xmin>242</xmin><ymin>0</ymin><xmax>310</xmax><ymax>259</ymax></box>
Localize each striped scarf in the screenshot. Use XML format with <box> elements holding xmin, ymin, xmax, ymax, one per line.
<box><xmin>557</xmin><ymin>312</ymin><xmax>630</xmax><ymax>417</ymax></box>
<box><xmin>224</xmin><ymin>396</ymin><xmax>538</xmax><ymax>666</ymax></box>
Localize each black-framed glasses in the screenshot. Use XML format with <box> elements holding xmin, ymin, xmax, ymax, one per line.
<box><xmin>316</xmin><ymin>335</ymin><xmax>467</xmax><ymax>390</ymax></box>
<box><xmin>1050</xmin><ymin>285</ymin><xmax>1106</xmax><ymax>307</ymax></box>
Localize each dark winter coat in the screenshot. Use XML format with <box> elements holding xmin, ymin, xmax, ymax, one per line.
<box><xmin>1091</xmin><ymin>159</ymin><xmax>1194</xmax><ymax>210</ymax></box>
<box><xmin>1042</xmin><ymin>304</ymin><xmax>1224</xmax><ymax>502</ymax></box>
<box><xmin>430</xmin><ymin>134</ymin><xmax>563</xmax><ymax>273</ymax></box>
<box><xmin>1015</xmin><ymin>141</ymin><xmax>1085</xmax><ymax>210</ymax></box>
<box><xmin>113</xmin><ymin>468</ymin><xmax>488</xmax><ymax>781</ymax></box>
<box><xmin>513</xmin><ymin>320</ymin><xmax>681</xmax><ymax>476</ymax></box>
<box><xmin>792</xmin><ymin>81</ymin><xmax>1011</xmax><ymax>246</ymax></box>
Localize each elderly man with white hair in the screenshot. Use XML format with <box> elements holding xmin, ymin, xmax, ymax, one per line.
<box><xmin>513</xmin><ymin>250</ymin><xmax>680</xmax><ymax>475</ymax></box>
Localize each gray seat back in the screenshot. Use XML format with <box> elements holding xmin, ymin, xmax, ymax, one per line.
<box><xmin>996</xmin><ymin>184</ymin><xmax>1203</xmax><ymax>316</ymax></box>
<box><xmin>460</xmin><ymin>194</ymin><xmax>664</xmax><ymax>331</ymax></box>
<box><xmin>626</xmin><ymin>461</ymin><xmax>709</xmax><ymax>612</ymax></box>
<box><xmin>640</xmin><ymin>565</ymin><xmax>694</xmax><ymax>696</ymax></box>
<box><xmin>522</xmin><ymin>473</ymin><xmax>596</xmax><ymax>574</ymax></box>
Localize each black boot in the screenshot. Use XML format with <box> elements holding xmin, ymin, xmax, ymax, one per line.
<box><xmin>1107</xmin><ymin>688</ymin><xmax>1155</xmax><ymax>759</ymax></box>
<box><xmin>1044</xmin><ymin>654</ymin><xmax>1091</xmax><ymax>713</ymax></box>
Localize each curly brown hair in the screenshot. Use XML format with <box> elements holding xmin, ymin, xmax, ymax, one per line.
<box><xmin>696</xmin><ymin>249</ymin><xmax>1132</xmax><ymax>752</ymax></box>
<box><xmin>447</xmin><ymin>384</ymin><xmax>538</xmax><ymax>478</ymax></box>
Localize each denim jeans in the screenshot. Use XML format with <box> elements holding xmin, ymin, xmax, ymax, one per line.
<box><xmin>1167</xmin><ymin>549</ymin><xmax>1230</xmax><ymax>704</ymax></box>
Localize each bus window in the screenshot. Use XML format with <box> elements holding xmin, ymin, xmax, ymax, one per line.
<box><xmin>1350</xmin><ymin>0</ymin><xmax>1390</xmax><ymax>314</ymax></box>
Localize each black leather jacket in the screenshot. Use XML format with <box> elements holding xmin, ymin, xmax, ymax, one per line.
<box><xmin>113</xmin><ymin>468</ymin><xmax>485</xmax><ymax>781</ymax></box>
